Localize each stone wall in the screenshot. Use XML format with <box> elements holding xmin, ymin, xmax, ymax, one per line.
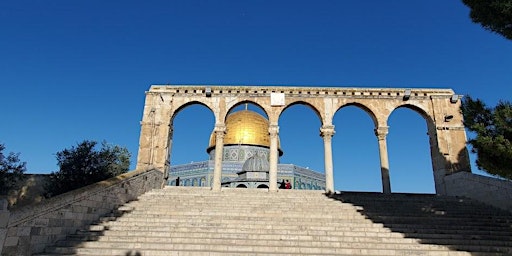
<box><xmin>0</xmin><ymin>168</ymin><xmax>163</xmax><ymax>255</ymax></box>
<box><xmin>444</xmin><ymin>171</ymin><xmax>512</xmax><ymax>212</ymax></box>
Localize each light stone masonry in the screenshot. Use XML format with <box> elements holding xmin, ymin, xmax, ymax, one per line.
<box><xmin>445</xmin><ymin>171</ymin><xmax>512</xmax><ymax>212</ymax></box>
<box><xmin>0</xmin><ymin>168</ymin><xmax>163</xmax><ymax>255</ymax></box>
<box><xmin>137</xmin><ymin>85</ymin><xmax>471</xmax><ymax>195</ymax></box>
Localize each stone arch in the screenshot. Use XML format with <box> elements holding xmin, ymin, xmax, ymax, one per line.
<box><xmin>257</xmin><ymin>184</ymin><xmax>269</xmax><ymax>189</ymax></box>
<box><xmin>335</xmin><ymin>102</ymin><xmax>379</xmax><ymax>128</ymax></box>
<box><xmin>225</xmin><ymin>100</ymin><xmax>269</xmax><ymax>121</ymax></box>
<box><xmin>280</xmin><ymin>100</ymin><xmax>323</xmax><ymax>125</ymax></box>
<box><xmin>387</xmin><ymin>103</ymin><xmax>434</xmax><ymax>129</ymax></box>
<box><xmin>171</xmin><ymin>101</ymin><xmax>215</xmax><ymax>123</ymax></box>
<box><xmin>237</xmin><ymin>184</ymin><xmax>247</xmax><ymax>188</ymax></box>
<box><xmin>166</xmin><ymin>101</ymin><xmax>216</xmax><ymax>178</ymax></box>
<box><xmin>137</xmin><ymin>85</ymin><xmax>470</xmax><ymax>194</ymax></box>
<box><xmin>386</xmin><ymin>103</ymin><xmax>438</xmax><ymax>193</ymax></box>
<box><xmin>332</xmin><ymin>103</ymin><xmax>383</xmax><ymax>192</ymax></box>
<box><xmin>277</xmin><ymin>101</ymin><xmax>324</xmax><ymax>172</ymax></box>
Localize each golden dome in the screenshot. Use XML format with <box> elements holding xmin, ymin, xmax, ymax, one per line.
<box><xmin>207</xmin><ymin>110</ymin><xmax>282</xmax><ymax>154</ymax></box>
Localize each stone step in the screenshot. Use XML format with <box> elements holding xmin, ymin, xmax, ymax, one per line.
<box><xmin>81</xmin><ymin>222</ymin><xmax>512</xmax><ymax>241</ymax></box>
<box><xmin>40</xmin><ymin>188</ymin><xmax>512</xmax><ymax>255</ymax></box>
<box><xmin>63</xmin><ymin>229</ymin><xmax>512</xmax><ymax>247</ymax></box>
<box><xmin>120</xmin><ymin>203</ymin><xmax>362</xmax><ymax>212</ymax></box>
<box><xmin>40</xmin><ymin>247</ymin><xmax>492</xmax><ymax>256</ymax></box>
<box><xmin>38</xmin><ymin>248</ymin><xmax>506</xmax><ymax>256</ymax></box>
<box><xmin>111</xmin><ymin>208</ymin><xmax>512</xmax><ymax>222</ymax></box>
<box><xmin>363</xmin><ymin>216</ymin><xmax>512</xmax><ymax>229</ymax></box>
<box><xmin>45</xmin><ymin>239</ymin><xmax>508</xmax><ymax>255</ymax></box>
<box><xmin>98</xmin><ymin>215</ymin><xmax>373</xmax><ymax>225</ymax></box>
<box><xmin>118</xmin><ymin>205</ymin><xmax>509</xmax><ymax>220</ymax></box>
<box><xmin>96</xmin><ymin>216</ymin><xmax>510</xmax><ymax>234</ymax></box>
<box><xmin>110</xmin><ymin>211</ymin><xmax>370</xmax><ymax>220</ymax></box>
<box><xmin>356</xmin><ymin>206</ymin><xmax>512</xmax><ymax>216</ymax></box>
<box><xmin>55</xmin><ymin>235</ymin><xmax>450</xmax><ymax>247</ymax></box>
<box><xmin>383</xmin><ymin>225</ymin><xmax>512</xmax><ymax>237</ymax></box>
<box><xmin>78</xmin><ymin>225</ymin><xmax>407</xmax><ymax>238</ymax></box>
<box><xmin>357</xmin><ymin>210</ymin><xmax>512</xmax><ymax>219</ymax></box>
<box><xmin>99</xmin><ymin>210</ymin><xmax>512</xmax><ymax>227</ymax></box>
<box><xmin>87</xmin><ymin>219</ymin><xmax>388</xmax><ymax>230</ymax></box>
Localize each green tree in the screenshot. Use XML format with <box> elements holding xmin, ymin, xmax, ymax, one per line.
<box><xmin>0</xmin><ymin>143</ymin><xmax>26</xmax><ymax>195</ymax></box>
<box><xmin>462</xmin><ymin>0</ymin><xmax>512</xmax><ymax>40</ymax></box>
<box><xmin>44</xmin><ymin>140</ymin><xmax>131</xmax><ymax>197</ymax></box>
<box><xmin>461</xmin><ymin>96</ymin><xmax>512</xmax><ymax>179</ymax></box>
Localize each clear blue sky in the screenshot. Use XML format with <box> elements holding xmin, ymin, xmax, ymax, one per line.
<box><xmin>1</xmin><ymin>1</ymin><xmax>511</xmax><ymax>193</ymax></box>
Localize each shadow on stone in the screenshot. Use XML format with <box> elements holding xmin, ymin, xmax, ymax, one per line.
<box><xmin>326</xmin><ymin>191</ymin><xmax>512</xmax><ymax>255</ymax></box>
<box><xmin>37</xmin><ymin>200</ymin><xmax>138</xmax><ymax>255</ymax></box>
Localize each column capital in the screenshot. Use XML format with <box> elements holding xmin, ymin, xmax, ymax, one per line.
<box><xmin>374</xmin><ymin>126</ymin><xmax>389</xmax><ymax>140</ymax></box>
<box><xmin>214</xmin><ymin>124</ymin><xmax>226</xmax><ymax>133</ymax></box>
<box><xmin>320</xmin><ymin>125</ymin><xmax>335</xmax><ymax>138</ymax></box>
<box><xmin>269</xmin><ymin>124</ymin><xmax>279</xmax><ymax>137</ymax></box>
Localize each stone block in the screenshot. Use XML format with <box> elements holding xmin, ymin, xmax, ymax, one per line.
<box><xmin>0</xmin><ymin>211</ymin><xmax>9</xmax><ymax>227</ymax></box>
<box><xmin>49</xmin><ymin>218</ymin><xmax>64</xmax><ymax>227</ymax></box>
<box><xmin>0</xmin><ymin>229</ymin><xmax>6</xmax><ymax>255</ymax></box>
<box><xmin>50</xmin><ymin>227</ymin><xmax>62</xmax><ymax>235</ymax></box>
<box><xmin>30</xmin><ymin>227</ymin><xmax>42</xmax><ymax>236</ymax></box>
<box><xmin>33</xmin><ymin>218</ymin><xmax>49</xmax><ymax>227</ymax></box>
<box><xmin>17</xmin><ymin>226</ymin><xmax>31</xmax><ymax>236</ymax></box>
<box><xmin>0</xmin><ymin>199</ymin><xmax>7</xmax><ymax>210</ymax></box>
<box><xmin>63</xmin><ymin>211</ymin><xmax>74</xmax><ymax>219</ymax></box>
<box><xmin>6</xmin><ymin>227</ymin><xmax>17</xmax><ymax>237</ymax></box>
<box><xmin>3</xmin><ymin>236</ymin><xmax>18</xmax><ymax>246</ymax></box>
<box><xmin>30</xmin><ymin>235</ymin><xmax>49</xmax><ymax>245</ymax></box>
<box><xmin>1</xmin><ymin>246</ymin><xmax>17</xmax><ymax>255</ymax></box>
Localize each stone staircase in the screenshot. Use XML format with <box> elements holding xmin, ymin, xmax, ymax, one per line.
<box><xmin>37</xmin><ymin>186</ymin><xmax>512</xmax><ymax>255</ymax></box>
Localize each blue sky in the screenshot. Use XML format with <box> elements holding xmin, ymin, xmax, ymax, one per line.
<box><xmin>1</xmin><ymin>1</ymin><xmax>511</xmax><ymax>193</ymax></box>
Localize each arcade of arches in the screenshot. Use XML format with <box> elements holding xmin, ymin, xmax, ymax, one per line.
<box><xmin>136</xmin><ymin>85</ymin><xmax>471</xmax><ymax>195</ymax></box>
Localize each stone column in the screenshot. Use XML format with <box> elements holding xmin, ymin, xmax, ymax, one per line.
<box><xmin>375</xmin><ymin>126</ymin><xmax>391</xmax><ymax>194</ymax></box>
<box><xmin>162</xmin><ymin>126</ymin><xmax>173</xmax><ymax>188</ymax></box>
<box><xmin>269</xmin><ymin>125</ymin><xmax>279</xmax><ymax>192</ymax></box>
<box><xmin>320</xmin><ymin>125</ymin><xmax>335</xmax><ymax>194</ymax></box>
<box><xmin>212</xmin><ymin>124</ymin><xmax>226</xmax><ymax>192</ymax></box>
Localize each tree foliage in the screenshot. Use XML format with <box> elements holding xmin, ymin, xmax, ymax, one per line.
<box><xmin>44</xmin><ymin>140</ymin><xmax>131</xmax><ymax>197</ymax></box>
<box><xmin>0</xmin><ymin>143</ymin><xmax>27</xmax><ymax>195</ymax></box>
<box><xmin>461</xmin><ymin>96</ymin><xmax>512</xmax><ymax>179</ymax></box>
<box><xmin>462</xmin><ymin>0</ymin><xmax>512</xmax><ymax>40</ymax></box>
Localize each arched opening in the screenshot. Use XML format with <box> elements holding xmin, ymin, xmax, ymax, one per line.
<box><xmin>388</xmin><ymin>107</ymin><xmax>434</xmax><ymax>193</ymax></box>
<box><xmin>168</xmin><ymin>103</ymin><xmax>215</xmax><ymax>187</ymax></box>
<box><xmin>257</xmin><ymin>184</ymin><xmax>268</xmax><ymax>189</ymax></box>
<box><xmin>227</xmin><ymin>101</ymin><xmax>268</xmax><ymax>118</ymax></box>
<box><xmin>278</xmin><ymin>103</ymin><xmax>324</xmax><ymax>190</ymax></box>
<box><xmin>237</xmin><ymin>184</ymin><xmax>247</xmax><ymax>188</ymax></box>
<box><xmin>333</xmin><ymin>105</ymin><xmax>380</xmax><ymax>192</ymax></box>
<box><xmin>217</xmin><ymin>102</ymin><xmax>271</xmax><ymax>159</ymax></box>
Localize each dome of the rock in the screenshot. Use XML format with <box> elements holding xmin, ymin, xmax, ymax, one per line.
<box><xmin>207</xmin><ymin>110</ymin><xmax>282</xmax><ymax>155</ymax></box>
